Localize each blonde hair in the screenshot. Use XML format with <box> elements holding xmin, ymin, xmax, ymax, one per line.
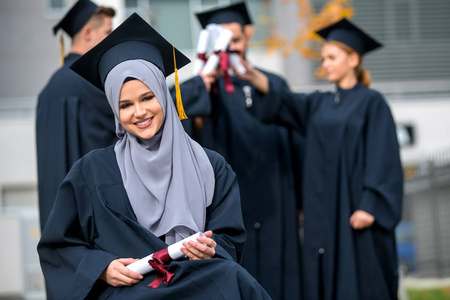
<box><xmin>326</xmin><ymin>40</ymin><xmax>372</xmax><ymax>88</ymax></box>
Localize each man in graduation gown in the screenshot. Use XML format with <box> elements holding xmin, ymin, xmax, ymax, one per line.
<box><xmin>36</xmin><ymin>0</ymin><xmax>116</xmax><ymax>230</ymax></box>
<box><xmin>170</xmin><ymin>3</ymin><xmax>304</xmax><ymax>299</ymax></box>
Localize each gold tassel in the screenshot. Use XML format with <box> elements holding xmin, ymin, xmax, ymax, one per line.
<box><xmin>173</xmin><ymin>46</ymin><xmax>187</xmax><ymax>120</ymax></box>
<box><xmin>59</xmin><ymin>34</ymin><xmax>65</xmax><ymax>67</ymax></box>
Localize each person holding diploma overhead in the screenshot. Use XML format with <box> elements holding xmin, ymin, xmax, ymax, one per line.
<box><xmin>37</xmin><ymin>13</ymin><xmax>271</xmax><ymax>300</ymax></box>
<box><xmin>251</xmin><ymin>18</ymin><xmax>403</xmax><ymax>300</ymax></box>
<box><xmin>172</xmin><ymin>3</ymin><xmax>304</xmax><ymax>299</ymax></box>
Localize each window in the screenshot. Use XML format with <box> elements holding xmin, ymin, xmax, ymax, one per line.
<box><xmin>44</xmin><ymin>0</ymin><xmax>72</xmax><ymax>19</ymax></box>
<box><xmin>309</xmin><ymin>0</ymin><xmax>450</xmax><ymax>83</ymax></box>
<box><xmin>124</xmin><ymin>0</ymin><xmax>272</xmax><ymax>50</ymax></box>
<box><xmin>125</xmin><ymin>0</ymin><xmax>193</xmax><ymax>49</ymax></box>
<box><xmin>49</xmin><ymin>0</ymin><xmax>65</xmax><ymax>10</ymax></box>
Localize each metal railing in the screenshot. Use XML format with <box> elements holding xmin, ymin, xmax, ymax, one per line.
<box><xmin>398</xmin><ymin>148</ymin><xmax>450</xmax><ymax>278</ymax></box>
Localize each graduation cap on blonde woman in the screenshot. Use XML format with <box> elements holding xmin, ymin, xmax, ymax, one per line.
<box><xmin>69</xmin><ymin>13</ymin><xmax>190</xmax><ymax>120</ymax></box>
<box><xmin>315</xmin><ymin>18</ymin><xmax>383</xmax><ymax>56</ymax></box>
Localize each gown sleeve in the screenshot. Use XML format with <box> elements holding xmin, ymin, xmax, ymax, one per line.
<box><xmin>37</xmin><ymin>164</ymin><xmax>118</xmax><ymax>300</ymax></box>
<box><xmin>358</xmin><ymin>92</ymin><xmax>404</xmax><ymax>231</ymax></box>
<box><xmin>250</xmin><ymin>82</ymin><xmax>316</xmax><ymax>136</ymax></box>
<box><xmin>204</xmin><ymin>149</ymin><xmax>247</xmax><ymax>263</ymax></box>
<box><xmin>170</xmin><ymin>75</ymin><xmax>212</xmax><ymax>117</ymax></box>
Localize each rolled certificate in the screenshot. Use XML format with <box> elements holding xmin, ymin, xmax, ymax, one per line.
<box><xmin>126</xmin><ymin>232</ymin><xmax>205</xmax><ymax>274</ymax></box>
<box><xmin>196</xmin><ymin>29</ymin><xmax>210</xmax><ymax>54</ymax></box>
<box><xmin>206</xmin><ymin>23</ymin><xmax>221</xmax><ymax>45</ymax></box>
<box><xmin>203</xmin><ymin>28</ymin><xmax>233</xmax><ymax>74</ymax></box>
<box><xmin>202</xmin><ymin>54</ymin><xmax>220</xmax><ymax>74</ymax></box>
<box><xmin>193</xmin><ymin>29</ymin><xmax>210</xmax><ymax>74</ymax></box>
<box><xmin>229</xmin><ymin>52</ymin><xmax>246</xmax><ymax>74</ymax></box>
<box><xmin>193</xmin><ymin>58</ymin><xmax>206</xmax><ymax>75</ymax></box>
<box><xmin>214</xmin><ymin>28</ymin><xmax>233</xmax><ymax>52</ymax></box>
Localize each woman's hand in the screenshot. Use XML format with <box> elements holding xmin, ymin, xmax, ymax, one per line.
<box><xmin>181</xmin><ymin>230</ymin><xmax>217</xmax><ymax>260</ymax></box>
<box><xmin>232</xmin><ymin>60</ymin><xmax>269</xmax><ymax>95</ymax></box>
<box><xmin>99</xmin><ymin>258</ymin><xmax>143</xmax><ymax>287</ymax></box>
<box><xmin>350</xmin><ymin>210</ymin><xmax>375</xmax><ymax>230</ymax></box>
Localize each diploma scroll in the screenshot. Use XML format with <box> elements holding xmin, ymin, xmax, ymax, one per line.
<box><xmin>202</xmin><ymin>54</ymin><xmax>220</xmax><ymax>75</ymax></box>
<box><xmin>229</xmin><ymin>52</ymin><xmax>246</xmax><ymax>74</ymax></box>
<box><xmin>202</xmin><ymin>28</ymin><xmax>233</xmax><ymax>74</ymax></box>
<box><xmin>126</xmin><ymin>232</ymin><xmax>205</xmax><ymax>275</ymax></box>
<box><xmin>193</xmin><ymin>29</ymin><xmax>210</xmax><ymax>74</ymax></box>
<box><xmin>206</xmin><ymin>23</ymin><xmax>222</xmax><ymax>46</ymax></box>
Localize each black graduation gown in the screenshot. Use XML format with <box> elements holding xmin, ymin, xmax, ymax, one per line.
<box><xmin>36</xmin><ymin>53</ymin><xmax>117</xmax><ymax>231</ymax></box>
<box><xmin>172</xmin><ymin>71</ymin><xmax>303</xmax><ymax>300</ymax></box>
<box><xmin>253</xmin><ymin>83</ymin><xmax>403</xmax><ymax>300</ymax></box>
<box><xmin>37</xmin><ymin>145</ymin><xmax>271</xmax><ymax>300</ymax></box>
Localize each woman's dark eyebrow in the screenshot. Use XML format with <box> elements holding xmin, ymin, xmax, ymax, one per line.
<box><xmin>119</xmin><ymin>91</ymin><xmax>154</xmax><ymax>103</ymax></box>
<box><xmin>142</xmin><ymin>91</ymin><xmax>155</xmax><ymax>98</ymax></box>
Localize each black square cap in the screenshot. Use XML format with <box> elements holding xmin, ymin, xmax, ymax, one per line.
<box><xmin>315</xmin><ymin>18</ymin><xmax>382</xmax><ymax>56</ymax></box>
<box><xmin>53</xmin><ymin>0</ymin><xmax>98</xmax><ymax>37</ymax></box>
<box><xmin>69</xmin><ymin>13</ymin><xmax>191</xmax><ymax>92</ymax></box>
<box><xmin>196</xmin><ymin>1</ymin><xmax>252</xmax><ymax>29</ymax></box>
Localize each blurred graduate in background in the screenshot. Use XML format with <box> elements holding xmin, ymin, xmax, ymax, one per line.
<box><xmin>171</xmin><ymin>2</ymin><xmax>304</xmax><ymax>299</ymax></box>
<box><xmin>250</xmin><ymin>18</ymin><xmax>403</xmax><ymax>300</ymax></box>
<box><xmin>36</xmin><ymin>0</ymin><xmax>117</xmax><ymax>230</ymax></box>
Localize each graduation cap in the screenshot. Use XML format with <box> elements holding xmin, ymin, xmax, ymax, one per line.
<box><xmin>315</xmin><ymin>18</ymin><xmax>382</xmax><ymax>56</ymax></box>
<box><xmin>70</xmin><ymin>13</ymin><xmax>190</xmax><ymax>119</ymax></box>
<box><xmin>53</xmin><ymin>0</ymin><xmax>98</xmax><ymax>37</ymax></box>
<box><xmin>196</xmin><ymin>1</ymin><xmax>253</xmax><ymax>28</ymax></box>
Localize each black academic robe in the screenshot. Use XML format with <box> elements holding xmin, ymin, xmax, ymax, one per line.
<box><xmin>172</xmin><ymin>71</ymin><xmax>303</xmax><ymax>300</ymax></box>
<box><xmin>37</xmin><ymin>145</ymin><xmax>271</xmax><ymax>300</ymax></box>
<box><xmin>253</xmin><ymin>83</ymin><xmax>403</xmax><ymax>300</ymax></box>
<box><xmin>36</xmin><ymin>53</ymin><xmax>117</xmax><ymax>231</ymax></box>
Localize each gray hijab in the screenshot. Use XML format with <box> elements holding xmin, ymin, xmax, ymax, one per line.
<box><xmin>104</xmin><ymin>60</ymin><xmax>215</xmax><ymax>244</ymax></box>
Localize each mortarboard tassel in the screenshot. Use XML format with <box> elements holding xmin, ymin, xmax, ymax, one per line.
<box><xmin>59</xmin><ymin>34</ymin><xmax>65</xmax><ymax>67</ymax></box>
<box><xmin>173</xmin><ymin>46</ymin><xmax>187</xmax><ymax>120</ymax></box>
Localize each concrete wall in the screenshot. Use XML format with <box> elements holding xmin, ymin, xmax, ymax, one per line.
<box><xmin>391</xmin><ymin>98</ymin><xmax>450</xmax><ymax>162</ymax></box>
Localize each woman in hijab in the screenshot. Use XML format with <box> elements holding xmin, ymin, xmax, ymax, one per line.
<box><xmin>251</xmin><ymin>18</ymin><xmax>403</xmax><ymax>300</ymax></box>
<box><xmin>37</xmin><ymin>13</ymin><xmax>270</xmax><ymax>300</ymax></box>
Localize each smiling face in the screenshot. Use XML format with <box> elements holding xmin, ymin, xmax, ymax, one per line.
<box><xmin>119</xmin><ymin>79</ymin><xmax>164</xmax><ymax>140</ymax></box>
<box><xmin>321</xmin><ymin>41</ymin><xmax>359</xmax><ymax>86</ymax></box>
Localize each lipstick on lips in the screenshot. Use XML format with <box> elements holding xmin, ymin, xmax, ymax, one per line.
<box><xmin>134</xmin><ymin>117</ymin><xmax>153</xmax><ymax>129</ymax></box>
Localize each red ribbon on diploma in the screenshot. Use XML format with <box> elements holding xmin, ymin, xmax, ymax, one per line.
<box><xmin>212</xmin><ymin>50</ymin><xmax>234</xmax><ymax>94</ymax></box>
<box><xmin>198</xmin><ymin>53</ymin><xmax>207</xmax><ymax>62</ymax></box>
<box><xmin>147</xmin><ymin>248</ymin><xmax>175</xmax><ymax>289</ymax></box>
